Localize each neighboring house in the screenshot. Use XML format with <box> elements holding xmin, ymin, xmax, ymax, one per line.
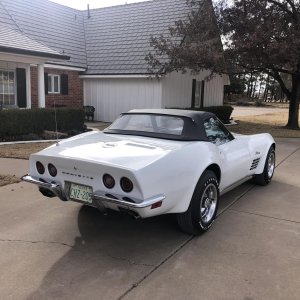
<box><xmin>0</xmin><ymin>0</ymin><xmax>228</xmax><ymax>122</ymax></box>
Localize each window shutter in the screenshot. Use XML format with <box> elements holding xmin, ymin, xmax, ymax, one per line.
<box><xmin>200</xmin><ymin>80</ymin><xmax>205</xmax><ymax>109</ymax></box>
<box><xmin>191</xmin><ymin>79</ymin><xmax>196</xmax><ymax>108</ymax></box>
<box><xmin>16</xmin><ymin>68</ymin><xmax>27</xmax><ymax>108</ymax></box>
<box><xmin>61</xmin><ymin>74</ymin><xmax>69</xmax><ymax>95</ymax></box>
<box><xmin>44</xmin><ymin>72</ymin><xmax>48</xmax><ymax>95</ymax></box>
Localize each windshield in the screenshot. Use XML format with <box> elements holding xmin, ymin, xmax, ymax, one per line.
<box><xmin>108</xmin><ymin>114</ymin><xmax>185</xmax><ymax>136</ymax></box>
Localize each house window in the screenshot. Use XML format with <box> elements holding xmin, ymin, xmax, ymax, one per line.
<box><xmin>0</xmin><ymin>70</ymin><xmax>16</xmax><ymax>106</ymax></box>
<box><xmin>48</xmin><ymin>74</ymin><xmax>60</xmax><ymax>93</ymax></box>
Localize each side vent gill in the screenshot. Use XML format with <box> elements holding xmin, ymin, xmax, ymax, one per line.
<box><xmin>250</xmin><ymin>158</ymin><xmax>261</xmax><ymax>170</ymax></box>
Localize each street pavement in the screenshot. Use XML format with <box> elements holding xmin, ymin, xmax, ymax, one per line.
<box><xmin>0</xmin><ymin>138</ymin><xmax>299</xmax><ymax>300</ymax></box>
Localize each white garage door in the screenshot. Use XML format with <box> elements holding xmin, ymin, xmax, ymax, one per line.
<box><xmin>84</xmin><ymin>78</ymin><xmax>162</xmax><ymax>122</ymax></box>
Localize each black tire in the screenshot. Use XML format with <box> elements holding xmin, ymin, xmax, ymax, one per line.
<box><xmin>177</xmin><ymin>170</ymin><xmax>219</xmax><ymax>235</ymax></box>
<box><xmin>253</xmin><ymin>146</ymin><xmax>275</xmax><ymax>186</ymax></box>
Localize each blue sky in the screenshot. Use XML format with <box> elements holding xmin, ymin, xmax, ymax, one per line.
<box><xmin>50</xmin><ymin>0</ymin><xmax>150</xmax><ymax>10</ymax></box>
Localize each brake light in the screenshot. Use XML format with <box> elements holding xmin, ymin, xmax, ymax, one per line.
<box><xmin>48</xmin><ymin>164</ymin><xmax>57</xmax><ymax>177</ymax></box>
<box><xmin>103</xmin><ymin>174</ymin><xmax>115</xmax><ymax>189</ymax></box>
<box><xmin>120</xmin><ymin>177</ymin><xmax>133</xmax><ymax>193</ymax></box>
<box><xmin>36</xmin><ymin>161</ymin><xmax>45</xmax><ymax>175</ymax></box>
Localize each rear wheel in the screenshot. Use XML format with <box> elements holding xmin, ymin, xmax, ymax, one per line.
<box><xmin>253</xmin><ymin>146</ymin><xmax>275</xmax><ymax>186</ymax></box>
<box><xmin>177</xmin><ymin>170</ymin><xmax>219</xmax><ymax>235</ymax></box>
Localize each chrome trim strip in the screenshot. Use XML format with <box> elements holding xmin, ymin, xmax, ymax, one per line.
<box><xmin>220</xmin><ymin>176</ymin><xmax>253</xmax><ymax>196</ymax></box>
<box><xmin>93</xmin><ymin>193</ymin><xmax>165</xmax><ymax>209</ymax></box>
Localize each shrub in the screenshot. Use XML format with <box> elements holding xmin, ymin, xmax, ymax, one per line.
<box><xmin>0</xmin><ymin>108</ymin><xmax>85</xmax><ymax>138</ymax></box>
<box><xmin>195</xmin><ymin>105</ymin><xmax>234</xmax><ymax>123</ymax></box>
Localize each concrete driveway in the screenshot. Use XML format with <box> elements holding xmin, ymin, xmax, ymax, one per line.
<box><xmin>0</xmin><ymin>138</ymin><xmax>299</xmax><ymax>300</ymax></box>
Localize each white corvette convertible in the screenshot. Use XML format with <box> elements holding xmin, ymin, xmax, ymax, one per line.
<box><xmin>22</xmin><ymin>109</ymin><xmax>275</xmax><ymax>235</ymax></box>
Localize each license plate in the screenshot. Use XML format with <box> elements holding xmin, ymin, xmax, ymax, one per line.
<box><xmin>69</xmin><ymin>183</ymin><xmax>93</xmax><ymax>203</ymax></box>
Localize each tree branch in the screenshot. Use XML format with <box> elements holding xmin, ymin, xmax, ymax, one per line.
<box><xmin>269</xmin><ymin>70</ymin><xmax>292</xmax><ymax>99</ymax></box>
<box><xmin>267</xmin><ymin>0</ymin><xmax>298</xmax><ymax>23</ymax></box>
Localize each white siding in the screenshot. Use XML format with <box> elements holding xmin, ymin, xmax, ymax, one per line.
<box><xmin>204</xmin><ymin>73</ymin><xmax>225</xmax><ymax>107</ymax></box>
<box><xmin>161</xmin><ymin>71</ymin><xmax>225</xmax><ymax>108</ymax></box>
<box><xmin>84</xmin><ymin>78</ymin><xmax>162</xmax><ymax>122</ymax></box>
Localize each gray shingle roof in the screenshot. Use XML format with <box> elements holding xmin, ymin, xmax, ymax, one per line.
<box><xmin>0</xmin><ymin>24</ymin><xmax>69</xmax><ymax>60</ymax></box>
<box><xmin>0</xmin><ymin>1</ymin><xmax>18</xmax><ymax>30</ymax></box>
<box><xmin>0</xmin><ymin>0</ymin><xmax>87</xmax><ymax>68</ymax></box>
<box><xmin>0</xmin><ymin>0</ymin><xmax>196</xmax><ymax>74</ymax></box>
<box><xmin>83</xmin><ymin>0</ymin><xmax>190</xmax><ymax>74</ymax></box>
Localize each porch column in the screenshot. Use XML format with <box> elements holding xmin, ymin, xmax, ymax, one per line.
<box><xmin>25</xmin><ymin>65</ymin><xmax>31</xmax><ymax>109</ymax></box>
<box><xmin>37</xmin><ymin>64</ymin><xmax>45</xmax><ymax>108</ymax></box>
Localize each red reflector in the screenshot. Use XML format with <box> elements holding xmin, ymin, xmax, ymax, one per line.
<box><xmin>151</xmin><ymin>201</ymin><xmax>163</xmax><ymax>210</ymax></box>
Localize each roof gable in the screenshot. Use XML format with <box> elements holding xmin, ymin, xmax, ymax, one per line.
<box><xmin>0</xmin><ymin>0</ymin><xmax>86</xmax><ymax>68</ymax></box>
<box><xmin>0</xmin><ymin>0</ymin><xmax>215</xmax><ymax>74</ymax></box>
<box><xmin>83</xmin><ymin>0</ymin><xmax>191</xmax><ymax>74</ymax></box>
<box><xmin>0</xmin><ymin>24</ymin><xmax>69</xmax><ymax>60</ymax></box>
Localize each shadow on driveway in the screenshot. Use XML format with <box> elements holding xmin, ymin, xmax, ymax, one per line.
<box><xmin>26</xmin><ymin>206</ymin><xmax>189</xmax><ymax>300</ymax></box>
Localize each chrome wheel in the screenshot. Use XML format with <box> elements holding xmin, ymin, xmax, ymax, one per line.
<box><xmin>253</xmin><ymin>146</ymin><xmax>276</xmax><ymax>186</ymax></box>
<box><xmin>177</xmin><ymin>170</ymin><xmax>219</xmax><ymax>235</ymax></box>
<box><xmin>267</xmin><ymin>151</ymin><xmax>275</xmax><ymax>179</ymax></box>
<box><xmin>200</xmin><ymin>183</ymin><xmax>218</xmax><ymax>224</ymax></box>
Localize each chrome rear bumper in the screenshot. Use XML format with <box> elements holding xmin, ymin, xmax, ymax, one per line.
<box><xmin>22</xmin><ymin>175</ymin><xmax>165</xmax><ymax>209</ymax></box>
<box><xmin>22</xmin><ymin>175</ymin><xmax>65</xmax><ymax>200</ymax></box>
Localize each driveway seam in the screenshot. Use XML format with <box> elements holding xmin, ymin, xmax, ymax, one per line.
<box><xmin>218</xmin><ymin>185</ymin><xmax>256</xmax><ymax>216</ymax></box>
<box><xmin>106</xmin><ymin>255</ymin><xmax>155</xmax><ymax>267</ymax></box>
<box><xmin>117</xmin><ymin>236</ymin><xmax>194</xmax><ymax>300</ymax></box>
<box><xmin>0</xmin><ymin>238</ymin><xmax>74</xmax><ymax>248</ymax></box>
<box><xmin>229</xmin><ymin>209</ymin><xmax>300</xmax><ymax>224</ymax></box>
<box><xmin>276</xmin><ymin>145</ymin><xmax>300</xmax><ymax>168</ymax></box>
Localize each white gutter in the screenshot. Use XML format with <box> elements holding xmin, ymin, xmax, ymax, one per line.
<box><xmin>79</xmin><ymin>74</ymin><xmax>160</xmax><ymax>79</ymax></box>
<box><xmin>44</xmin><ymin>64</ymin><xmax>86</xmax><ymax>72</ymax></box>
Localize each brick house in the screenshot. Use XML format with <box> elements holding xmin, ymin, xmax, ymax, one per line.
<box><xmin>0</xmin><ymin>0</ymin><xmax>229</xmax><ymax>122</ymax></box>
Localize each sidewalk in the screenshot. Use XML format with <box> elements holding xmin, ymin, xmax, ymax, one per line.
<box><xmin>0</xmin><ymin>158</ymin><xmax>28</xmax><ymax>177</ymax></box>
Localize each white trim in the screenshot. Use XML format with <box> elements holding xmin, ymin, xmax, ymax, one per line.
<box><xmin>44</xmin><ymin>64</ymin><xmax>86</xmax><ymax>72</ymax></box>
<box><xmin>48</xmin><ymin>74</ymin><xmax>61</xmax><ymax>94</ymax></box>
<box><xmin>79</xmin><ymin>74</ymin><xmax>160</xmax><ymax>79</ymax></box>
<box><xmin>0</xmin><ymin>52</ymin><xmax>56</xmax><ymax>64</ymax></box>
<box><xmin>37</xmin><ymin>64</ymin><xmax>45</xmax><ymax>108</ymax></box>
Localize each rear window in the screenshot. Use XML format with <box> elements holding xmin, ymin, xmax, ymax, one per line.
<box><xmin>108</xmin><ymin>114</ymin><xmax>184</xmax><ymax>136</ymax></box>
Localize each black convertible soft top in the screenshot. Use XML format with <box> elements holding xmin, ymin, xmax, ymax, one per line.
<box><xmin>104</xmin><ymin>109</ymin><xmax>217</xmax><ymax>141</ymax></box>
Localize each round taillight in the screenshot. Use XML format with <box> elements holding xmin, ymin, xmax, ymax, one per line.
<box><xmin>48</xmin><ymin>164</ymin><xmax>57</xmax><ymax>177</ymax></box>
<box><xmin>103</xmin><ymin>174</ymin><xmax>115</xmax><ymax>189</ymax></box>
<box><xmin>36</xmin><ymin>161</ymin><xmax>45</xmax><ymax>174</ymax></box>
<box><xmin>120</xmin><ymin>177</ymin><xmax>133</xmax><ymax>193</ymax></box>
